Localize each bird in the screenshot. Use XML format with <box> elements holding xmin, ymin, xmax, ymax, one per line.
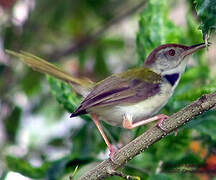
<box><xmin>6</xmin><ymin>42</ymin><xmax>208</xmax><ymax>159</ymax></box>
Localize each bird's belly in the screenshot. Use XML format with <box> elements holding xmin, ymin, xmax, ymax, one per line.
<box><xmin>119</xmin><ymin>92</ymin><xmax>170</xmax><ymax>123</ymax></box>
<box><xmin>93</xmin><ymin>93</ymin><xmax>172</xmax><ymax>127</ymax></box>
<box><xmin>90</xmin><ymin>83</ymin><xmax>173</xmax><ymax>127</ymax></box>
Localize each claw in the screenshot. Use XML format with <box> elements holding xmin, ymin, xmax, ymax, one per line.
<box><xmin>109</xmin><ymin>145</ymin><xmax>118</xmax><ymax>161</ymax></box>
<box><xmin>157</xmin><ymin>114</ymin><xmax>169</xmax><ymax>131</ymax></box>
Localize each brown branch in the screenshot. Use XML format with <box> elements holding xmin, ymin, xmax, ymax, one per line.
<box><xmin>78</xmin><ymin>92</ymin><xmax>216</xmax><ymax>179</ymax></box>
<box><xmin>50</xmin><ymin>0</ymin><xmax>148</xmax><ymax>60</ymax></box>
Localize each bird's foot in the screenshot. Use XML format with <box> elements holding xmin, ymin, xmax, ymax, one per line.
<box><xmin>109</xmin><ymin>145</ymin><xmax>118</xmax><ymax>161</ymax></box>
<box><xmin>157</xmin><ymin>114</ymin><xmax>169</xmax><ymax>131</ymax></box>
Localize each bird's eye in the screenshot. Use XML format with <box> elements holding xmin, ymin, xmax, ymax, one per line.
<box><xmin>168</xmin><ymin>49</ymin><xmax>175</xmax><ymax>56</ymax></box>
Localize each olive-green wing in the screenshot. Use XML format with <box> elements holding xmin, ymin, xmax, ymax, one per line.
<box><xmin>71</xmin><ymin>68</ymin><xmax>162</xmax><ymax>116</ymax></box>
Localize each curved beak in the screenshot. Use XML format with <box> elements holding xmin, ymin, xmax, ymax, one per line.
<box><xmin>182</xmin><ymin>42</ymin><xmax>210</xmax><ymax>58</ymax></box>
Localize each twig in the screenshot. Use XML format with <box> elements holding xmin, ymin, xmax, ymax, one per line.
<box><xmin>78</xmin><ymin>92</ymin><xmax>216</xmax><ymax>179</ymax></box>
<box><xmin>110</xmin><ymin>171</ymin><xmax>140</xmax><ymax>180</ymax></box>
<box><xmin>50</xmin><ymin>0</ymin><xmax>148</xmax><ymax>60</ymax></box>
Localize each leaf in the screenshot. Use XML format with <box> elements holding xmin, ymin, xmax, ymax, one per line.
<box><xmin>20</xmin><ymin>69</ymin><xmax>42</xmax><ymax>96</ymax></box>
<box><xmin>71</xmin><ymin>122</ymin><xmax>107</xmax><ymax>157</ymax></box>
<box><xmin>195</xmin><ymin>0</ymin><xmax>216</xmax><ymax>36</ymax></box>
<box><xmin>195</xmin><ymin>112</ymin><xmax>216</xmax><ymax>140</ymax></box>
<box><xmin>6</xmin><ymin>156</ymin><xmax>50</xmax><ymax>179</ymax></box>
<box><xmin>46</xmin><ymin>157</ymin><xmax>68</xmax><ymax>180</ymax></box>
<box><xmin>47</xmin><ymin>76</ymin><xmax>90</xmax><ymax>121</ymax></box>
<box><xmin>162</xmin><ymin>153</ymin><xmax>203</xmax><ymax>172</ymax></box>
<box><xmin>148</xmin><ymin>173</ymin><xmax>172</xmax><ymax>180</ymax></box>
<box><xmin>180</xmin><ymin>66</ymin><xmax>209</xmax><ymax>84</ymax></box>
<box><xmin>4</xmin><ymin>106</ymin><xmax>22</xmax><ymax>143</ymax></box>
<box><xmin>136</xmin><ymin>0</ymin><xmax>182</xmax><ymax>65</ymax></box>
<box><xmin>175</xmin><ymin>83</ymin><xmax>216</xmax><ymax>101</ymax></box>
<box><xmin>151</xmin><ymin>129</ymin><xmax>192</xmax><ymax>162</ymax></box>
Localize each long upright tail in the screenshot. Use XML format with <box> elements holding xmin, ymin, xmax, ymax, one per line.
<box><xmin>6</xmin><ymin>50</ymin><xmax>94</xmax><ymax>97</ymax></box>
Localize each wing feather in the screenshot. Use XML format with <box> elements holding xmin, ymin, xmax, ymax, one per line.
<box><xmin>72</xmin><ymin>68</ymin><xmax>162</xmax><ymax>116</ymax></box>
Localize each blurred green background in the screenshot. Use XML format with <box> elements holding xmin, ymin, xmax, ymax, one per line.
<box><xmin>0</xmin><ymin>0</ymin><xmax>216</xmax><ymax>179</ymax></box>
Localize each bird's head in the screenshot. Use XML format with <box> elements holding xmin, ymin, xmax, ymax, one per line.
<box><xmin>144</xmin><ymin>43</ymin><xmax>208</xmax><ymax>75</ymax></box>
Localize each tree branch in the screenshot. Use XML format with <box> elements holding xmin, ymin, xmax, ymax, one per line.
<box><xmin>78</xmin><ymin>92</ymin><xmax>216</xmax><ymax>179</ymax></box>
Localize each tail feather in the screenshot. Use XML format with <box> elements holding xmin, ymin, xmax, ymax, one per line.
<box><xmin>6</xmin><ymin>50</ymin><xmax>94</xmax><ymax>97</ymax></box>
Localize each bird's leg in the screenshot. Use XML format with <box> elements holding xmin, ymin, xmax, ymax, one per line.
<box><xmin>123</xmin><ymin>114</ymin><xmax>168</xmax><ymax>131</ymax></box>
<box><xmin>91</xmin><ymin>113</ymin><xmax>118</xmax><ymax>159</ymax></box>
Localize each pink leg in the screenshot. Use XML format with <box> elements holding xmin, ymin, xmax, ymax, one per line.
<box><xmin>123</xmin><ymin>114</ymin><xmax>168</xmax><ymax>131</ymax></box>
<box><xmin>91</xmin><ymin>114</ymin><xmax>118</xmax><ymax>159</ymax></box>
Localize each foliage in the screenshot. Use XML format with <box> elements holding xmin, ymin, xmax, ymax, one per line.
<box><xmin>136</xmin><ymin>0</ymin><xmax>182</xmax><ymax>65</ymax></box>
<box><xmin>1</xmin><ymin>0</ymin><xmax>216</xmax><ymax>179</ymax></box>
<box><xmin>195</xmin><ymin>0</ymin><xmax>216</xmax><ymax>36</ymax></box>
<box><xmin>6</xmin><ymin>156</ymin><xmax>50</xmax><ymax>179</ymax></box>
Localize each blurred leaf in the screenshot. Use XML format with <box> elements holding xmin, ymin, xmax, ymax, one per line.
<box><xmin>102</xmin><ymin>38</ymin><xmax>124</xmax><ymax>50</ymax></box>
<box><xmin>47</xmin><ymin>76</ymin><xmax>91</xmax><ymax>121</ymax></box>
<box><xmin>4</xmin><ymin>106</ymin><xmax>22</xmax><ymax>143</ymax></box>
<box><xmin>94</xmin><ymin>45</ymin><xmax>109</xmax><ymax>79</ymax></box>
<box><xmin>195</xmin><ymin>0</ymin><xmax>216</xmax><ymax>36</ymax></box>
<box><xmin>176</xmin><ymin>83</ymin><xmax>216</xmax><ymax>101</ymax></box>
<box><xmin>195</xmin><ymin>112</ymin><xmax>216</xmax><ymax>140</ymax></box>
<box><xmin>20</xmin><ymin>69</ymin><xmax>42</xmax><ymax>96</ymax></box>
<box><xmin>46</xmin><ymin>157</ymin><xmax>68</xmax><ymax>180</ymax></box>
<box><xmin>0</xmin><ymin>171</ymin><xmax>8</xmax><ymax>180</ymax></box>
<box><xmin>48</xmin><ymin>137</ymin><xmax>65</xmax><ymax>147</ymax></box>
<box><xmin>47</xmin><ymin>75</ymin><xmax>80</xmax><ymax>113</ymax></box>
<box><xmin>148</xmin><ymin>173</ymin><xmax>172</xmax><ymax>180</ymax></box>
<box><xmin>6</xmin><ymin>156</ymin><xmax>50</xmax><ymax>179</ymax></box>
<box><xmin>185</xmin><ymin>13</ymin><xmax>203</xmax><ymax>45</ymax></box>
<box><xmin>180</xmin><ymin>66</ymin><xmax>209</xmax><ymax>84</ymax></box>
<box><xmin>162</xmin><ymin>153</ymin><xmax>203</xmax><ymax>172</ymax></box>
<box><xmin>152</xmin><ymin>129</ymin><xmax>192</xmax><ymax>162</ymax></box>
<box><xmin>0</xmin><ymin>64</ymin><xmax>6</xmax><ymax>74</ymax></box>
<box><xmin>136</xmin><ymin>0</ymin><xmax>182</xmax><ymax>65</ymax></box>
<box><xmin>71</xmin><ymin>122</ymin><xmax>107</xmax><ymax>157</ymax></box>
<box><xmin>130</xmin><ymin>151</ymin><xmax>157</xmax><ymax>171</ymax></box>
<box><xmin>47</xmin><ymin>77</ymin><xmax>78</xmax><ymax>110</ymax></box>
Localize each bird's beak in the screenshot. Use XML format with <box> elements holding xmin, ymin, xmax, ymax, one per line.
<box><xmin>182</xmin><ymin>42</ymin><xmax>210</xmax><ymax>58</ymax></box>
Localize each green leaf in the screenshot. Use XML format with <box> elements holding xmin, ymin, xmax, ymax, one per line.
<box><xmin>6</xmin><ymin>156</ymin><xmax>50</xmax><ymax>179</ymax></box>
<box><xmin>153</xmin><ymin>129</ymin><xmax>192</xmax><ymax>162</ymax></box>
<box><xmin>4</xmin><ymin>106</ymin><xmax>22</xmax><ymax>143</ymax></box>
<box><xmin>195</xmin><ymin>0</ymin><xmax>216</xmax><ymax>36</ymax></box>
<box><xmin>20</xmin><ymin>69</ymin><xmax>42</xmax><ymax>96</ymax></box>
<box><xmin>185</xmin><ymin>13</ymin><xmax>203</xmax><ymax>45</ymax></box>
<box><xmin>47</xmin><ymin>76</ymin><xmax>90</xmax><ymax>121</ymax></box>
<box><xmin>162</xmin><ymin>153</ymin><xmax>203</xmax><ymax>172</ymax></box>
<box><xmin>148</xmin><ymin>173</ymin><xmax>172</xmax><ymax>180</ymax></box>
<box><xmin>47</xmin><ymin>75</ymin><xmax>80</xmax><ymax>112</ymax></box>
<box><xmin>195</xmin><ymin>112</ymin><xmax>216</xmax><ymax>140</ymax></box>
<box><xmin>71</xmin><ymin>122</ymin><xmax>107</xmax><ymax>157</ymax></box>
<box><xmin>176</xmin><ymin>83</ymin><xmax>216</xmax><ymax>101</ymax></box>
<box><xmin>136</xmin><ymin>0</ymin><xmax>182</xmax><ymax>65</ymax></box>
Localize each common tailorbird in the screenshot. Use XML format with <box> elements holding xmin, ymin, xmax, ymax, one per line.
<box><xmin>6</xmin><ymin>42</ymin><xmax>208</xmax><ymax>158</ymax></box>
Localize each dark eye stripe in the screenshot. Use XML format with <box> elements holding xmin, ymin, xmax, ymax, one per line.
<box><xmin>168</xmin><ymin>49</ymin><xmax>175</xmax><ymax>56</ymax></box>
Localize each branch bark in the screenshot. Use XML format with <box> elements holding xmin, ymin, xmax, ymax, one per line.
<box><xmin>79</xmin><ymin>92</ymin><xmax>216</xmax><ymax>179</ymax></box>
